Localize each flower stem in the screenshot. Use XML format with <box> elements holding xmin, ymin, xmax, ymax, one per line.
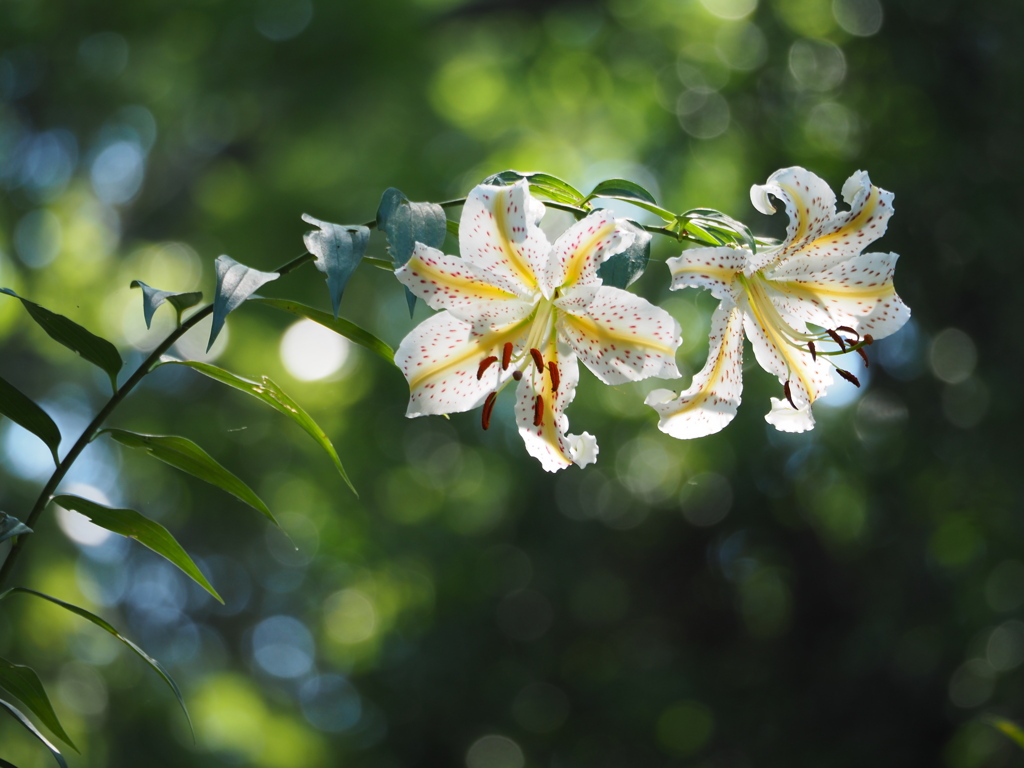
<box><xmin>0</xmin><ymin>251</ymin><xmax>316</xmax><ymax>589</ymax></box>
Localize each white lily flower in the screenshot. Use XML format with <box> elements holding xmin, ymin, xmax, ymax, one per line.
<box><xmin>647</xmin><ymin>166</ymin><xmax>910</xmax><ymax>438</ymax></box>
<box><xmin>394</xmin><ymin>180</ymin><xmax>682</xmax><ymax>472</ymax></box>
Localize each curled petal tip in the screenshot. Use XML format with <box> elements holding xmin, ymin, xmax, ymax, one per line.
<box><xmin>764</xmin><ymin>397</ymin><xmax>815</xmax><ymax>433</ymax></box>
<box><xmin>841</xmin><ymin>169</ymin><xmax>871</xmax><ymax>204</ymax></box>
<box><xmin>750</xmin><ymin>182</ymin><xmax>777</xmax><ymax>215</ymax></box>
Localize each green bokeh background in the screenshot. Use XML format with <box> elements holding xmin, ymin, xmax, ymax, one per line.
<box><xmin>1</xmin><ymin>0</ymin><xmax>1021</xmax><ymax>765</ymax></box>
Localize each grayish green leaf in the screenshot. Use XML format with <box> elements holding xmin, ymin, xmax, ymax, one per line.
<box><xmin>0</xmin><ymin>375</ymin><xmax>61</xmax><ymax>466</ymax></box>
<box><xmin>0</xmin><ymin>658</ymin><xmax>77</xmax><ymax>751</ymax></box>
<box><xmin>597</xmin><ymin>219</ymin><xmax>653</xmax><ymax>289</ymax></box>
<box><xmin>208</xmin><ymin>255</ymin><xmax>279</xmax><ymax>351</ymax></box>
<box><xmin>0</xmin><ymin>288</ymin><xmax>122</xmax><ymax>391</ymax></box>
<box><xmin>157</xmin><ymin>361</ymin><xmax>356</xmax><ymax>495</ymax></box>
<box><xmin>50</xmin><ymin>495</ymin><xmax>222</xmax><ymax>603</ymax></box>
<box><xmin>129</xmin><ymin>280</ymin><xmax>202</xmax><ymax>328</ymax></box>
<box><xmin>251</xmin><ymin>297</ymin><xmax>394</xmax><ymax>364</ymax></box>
<box><xmin>301</xmin><ymin>214</ymin><xmax>370</xmax><ymax>319</ymax></box>
<box><xmin>0</xmin><ymin>697</ymin><xmax>67</xmax><ymax>768</ymax></box>
<box><xmin>376</xmin><ymin>188</ymin><xmax>446</xmax><ymax>315</ymax></box>
<box><xmin>0</xmin><ymin>588</ymin><xmax>191</xmax><ymax>736</ymax></box>
<box><xmin>0</xmin><ymin>512</ymin><xmax>32</xmax><ymax>544</ymax></box>
<box><xmin>100</xmin><ymin>429</ymin><xmax>275</xmax><ymax>524</ymax></box>
<box><xmin>584</xmin><ymin>179</ymin><xmax>676</xmax><ymax>221</ymax></box>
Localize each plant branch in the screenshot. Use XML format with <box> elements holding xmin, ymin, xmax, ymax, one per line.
<box><xmin>0</xmin><ymin>251</ymin><xmax>316</xmax><ymax>589</ymax></box>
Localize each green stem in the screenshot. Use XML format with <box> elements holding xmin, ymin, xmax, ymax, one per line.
<box><xmin>0</xmin><ymin>251</ymin><xmax>315</xmax><ymax>589</ymax></box>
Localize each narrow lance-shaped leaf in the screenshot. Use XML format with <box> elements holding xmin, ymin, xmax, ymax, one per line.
<box><xmin>156</xmin><ymin>361</ymin><xmax>357</xmax><ymax>495</ymax></box>
<box><xmin>208</xmin><ymin>255</ymin><xmax>279</xmax><ymax>351</ymax></box>
<box><xmin>100</xmin><ymin>429</ymin><xmax>276</xmax><ymax>524</ymax></box>
<box><xmin>0</xmin><ymin>697</ymin><xmax>67</xmax><ymax>768</ymax></box>
<box><xmin>482</xmin><ymin>170</ymin><xmax>586</xmax><ymax>206</ymax></box>
<box><xmin>0</xmin><ymin>375</ymin><xmax>61</xmax><ymax>466</ymax></box>
<box><xmin>597</xmin><ymin>219</ymin><xmax>653</xmax><ymax>289</ymax></box>
<box><xmin>50</xmin><ymin>495</ymin><xmax>222</xmax><ymax>603</ymax></box>
<box><xmin>0</xmin><ymin>288</ymin><xmax>122</xmax><ymax>391</ymax></box>
<box><xmin>301</xmin><ymin>214</ymin><xmax>370</xmax><ymax>319</ymax></box>
<box><xmin>0</xmin><ymin>658</ymin><xmax>77</xmax><ymax>751</ymax></box>
<box><xmin>0</xmin><ymin>587</ymin><xmax>191</xmax><ymax>736</ymax></box>
<box><xmin>584</xmin><ymin>179</ymin><xmax>676</xmax><ymax>221</ymax></box>
<box><xmin>250</xmin><ymin>297</ymin><xmax>394</xmax><ymax>363</ymax></box>
<box><xmin>0</xmin><ymin>512</ymin><xmax>32</xmax><ymax>545</ymax></box>
<box><xmin>129</xmin><ymin>280</ymin><xmax>202</xmax><ymax>328</ymax></box>
<box><xmin>376</xmin><ymin>188</ymin><xmax>446</xmax><ymax>315</ymax></box>
<box><xmin>984</xmin><ymin>716</ymin><xmax>1024</xmax><ymax>750</ymax></box>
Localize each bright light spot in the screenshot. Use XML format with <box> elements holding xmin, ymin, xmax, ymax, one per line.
<box><xmin>1</xmin><ymin>421</ymin><xmax>54</xmax><ymax>481</ymax></box>
<box><xmin>324</xmin><ymin>588</ymin><xmax>377</xmax><ymax>645</ymax></box>
<box><xmin>279</xmin><ymin>318</ymin><xmax>351</xmax><ymax>381</ymax></box>
<box><xmin>255</xmin><ymin>0</ymin><xmax>313</xmax><ymax>41</ymax></box>
<box><xmin>466</xmin><ymin>735</ymin><xmax>525</xmax><ymax>768</ymax></box>
<box><xmin>929</xmin><ymin>327</ymin><xmax>977</xmax><ymax>384</ymax></box>
<box><xmin>173</xmin><ymin>313</ymin><xmax>228</xmax><ymax>363</ymax></box>
<box><xmin>300</xmin><ymin>674</ymin><xmax>363</xmax><ymax>733</ymax></box>
<box><xmin>55</xmin><ymin>485</ymin><xmax>114</xmax><ymax>547</ymax></box>
<box><xmin>677</xmin><ymin>91</ymin><xmax>731</xmax><ymax>139</ymax></box>
<box><xmin>818</xmin><ymin>346</ymin><xmax>869</xmax><ymax>409</ymax></box>
<box><xmin>91</xmin><ymin>139</ymin><xmax>145</xmax><ymax>204</ymax></box>
<box><xmin>832</xmin><ymin>0</ymin><xmax>883</xmax><ymax>36</ymax></box>
<box><xmin>14</xmin><ymin>208</ymin><xmax>62</xmax><ymax>268</ymax></box>
<box><xmin>700</xmin><ymin>0</ymin><xmax>757</xmax><ymax>20</ymax></box>
<box><xmin>788</xmin><ymin>39</ymin><xmax>846</xmax><ymax>91</ymax></box>
<box><xmin>252</xmin><ymin>615</ymin><xmax>315</xmax><ymax>678</ymax></box>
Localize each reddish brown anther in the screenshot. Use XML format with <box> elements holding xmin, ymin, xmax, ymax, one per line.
<box><xmin>530</xmin><ymin>347</ymin><xmax>544</xmax><ymax>371</ymax></box>
<box><xmin>784</xmin><ymin>380</ymin><xmax>796</xmax><ymax>409</ymax></box>
<box><xmin>837</xmin><ymin>368</ymin><xmax>861</xmax><ymax>387</ymax></box>
<box><xmin>533</xmin><ymin>394</ymin><xmax>544</xmax><ymax>427</ymax></box>
<box><xmin>501</xmin><ymin>342</ymin><xmax>513</xmax><ymax>369</ymax></box>
<box><xmin>477</xmin><ymin>356</ymin><xmax>498</xmax><ymax>380</ymax></box>
<box><xmin>513</xmin><ymin>370</ymin><xmax>523</xmax><ymax>381</ymax></box>
<box><xmin>548</xmin><ymin>361</ymin><xmax>560</xmax><ymax>392</ymax></box>
<box><xmin>481</xmin><ymin>392</ymin><xmax>498</xmax><ymax>430</ymax></box>
<box><xmin>826</xmin><ymin>329</ymin><xmax>847</xmax><ymax>351</ymax></box>
<box><xmin>837</xmin><ymin>325</ymin><xmax>860</xmax><ymax>343</ymax></box>
<box><xmin>856</xmin><ymin>347</ymin><xmax>870</xmax><ymax>367</ymax></box>
<box><xmin>808</xmin><ymin>340</ymin><xmax>817</xmax><ymax>361</ymax></box>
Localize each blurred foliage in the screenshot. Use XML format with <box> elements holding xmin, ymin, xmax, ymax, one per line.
<box><xmin>1</xmin><ymin>0</ymin><xmax>1023</xmax><ymax>766</ymax></box>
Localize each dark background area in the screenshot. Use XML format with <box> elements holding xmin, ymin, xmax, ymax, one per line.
<box><xmin>1</xmin><ymin>0</ymin><xmax>1022</xmax><ymax>766</ymax></box>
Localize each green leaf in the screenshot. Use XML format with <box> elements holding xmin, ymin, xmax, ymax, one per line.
<box><xmin>680</xmin><ymin>209</ymin><xmax>757</xmax><ymax>252</ymax></box>
<box><xmin>0</xmin><ymin>697</ymin><xmax>67</xmax><ymax>768</ymax></box>
<box><xmin>376</xmin><ymin>188</ymin><xmax>446</xmax><ymax>316</ymax></box>
<box><xmin>157</xmin><ymin>361</ymin><xmax>356</xmax><ymax>495</ymax></box>
<box><xmin>129</xmin><ymin>280</ymin><xmax>202</xmax><ymax>328</ymax></box>
<box><xmin>583</xmin><ymin>179</ymin><xmax>676</xmax><ymax>221</ymax></box>
<box><xmin>0</xmin><ymin>756</ymin><xmax>21</xmax><ymax>768</ymax></box>
<box><xmin>0</xmin><ymin>588</ymin><xmax>191</xmax><ymax>736</ymax></box>
<box><xmin>597</xmin><ymin>219</ymin><xmax>653</xmax><ymax>289</ymax></box>
<box><xmin>482</xmin><ymin>170</ymin><xmax>585</xmax><ymax>206</ymax></box>
<box><xmin>0</xmin><ymin>512</ymin><xmax>32</xmax><ymax>544</ymax></box>
<box><xmin>0</xmin><ymin>288</ymin><xmax>122</xmax><ymax>391</ymax></box>
<box><xmin>984</xmin><ymin>716</ymin><xmax>1024</xmax><ymax>750</ymax></box>
<box><xmin>0</xmin><ymin>658</ymin><xmax>77</xmax><ymax>751</ymax></box>
<box><xmin>0</xmin><ymin>375</ymin><xmax>61</xmax><ymax>466</ymax></box>
<box><xmin>50</xmin><ymin>495</ymin><xmax>222</xmax><ymax>603</ymax></box>
<box><xmin>251</xmin><ymin>297</ymin><xmax>395</xmax><ymax>364</ymax></box>
<box><xmin>363</xmin><ymin>256</ymin><xmax>395</xmax><ymax>272</ymax></box>
<box><xmin>100</xmin><ymin>429</ymin><xmax>275</xmax><ymax>524</ymax></box>
<box><xmin>301</xmin><ymin>215</ymin><xmax>370</xmax><ymax>319</ymax></box>
<box><xmin>208</xmin><ymin>255</ymin><xmax>280</xmax><ymax>351</ymax></box>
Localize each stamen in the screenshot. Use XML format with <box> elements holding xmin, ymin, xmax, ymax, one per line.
<box><xmin>530</xmin><ymin>348</ymin><xmax>544</xmax><ymax>371</ymax></box>
<box><xmin>477</xmin><ymin>356</ymin><xmax>498</xmax><ymax>380</ymax></box>
<box><xmin>784</xmin><ymin>380</ymin><xmax>796</xmax><ymax>409</ymax></box>
<box><xmin>548</xmin><ymin>361</ymin><xmax>560</xmax><ymax>393</ymax></box>
<box><xmin>533</xmin><ymin>395</ymin><xmax>544</xmax><ymax>427</ymax></box>
<box><xmin>501</xmin><ymin>342</ymin><xmax>513</xmax><ymax>370</ymax></box>
<box><xmin>826</xmin><ymin>329</ymin><xmax>847</xmax><ymax>351</ymax></box>
<box><xmin>837</xmin><ymin>368</ymin><xmax>861</xmax><ymax>387</ymax></box>
<box><xmin>837</xmin><ymin>325</ymin><xmax>860</xmax><ymax>343</ymax></box>
<box><xmin>808</xmin><ymin>341</ymin><xmax>816</xmax><ymax>361</ymax></box>
<box><xmin>863</xmin><ymin>334</ymin><xmax>874</xmax><ymax>345</ymax></box>
<box><xmin>513</xmin><ymin>370</ymin><xmax>523</xmax><ymax>381</ymax></box>
<box><xmin>481</xmin><ymin>392</ymin><xmax>498</xmax><ymax>430</ymax></box>
<box><xmin>856</xmin><ymin>347</ymin><xmax>870</xmax><ymax>367</ymax></box>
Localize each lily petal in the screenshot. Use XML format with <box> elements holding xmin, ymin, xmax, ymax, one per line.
<box><xmin>766</xmin><ymin>168</ymin><xmax>895</xmax><ymax>279</ymax></box>
<box><xmin>396</xmin><ymin>310</ymin><xmax>528</xmax><ymax>417</ymax></box>
<box><xmin>546</xmin><ymin>210</ymin><xmax>633</xmax><ymax>296</ymax></box>
<box><xmin>764</xmin><ymin>397</ymin><xmax>815</xmax><ymax>433</ymax></box>
<box><xmin>556</xmin><ymin>285</ymin><xmax>682</xmax><ymax>385</ymax></box>
<box><xmin>515</xmin><ymin>339</ymin><xmax>597</xmax><ymax>472</ymax></box>
<box><xmin>459</xmin><ymin>180</ymin><xmax>551</xmax><ymax>295</ymax></box>
<box><xmin>749</xmin><ymin>166</ymin><xmax>838</xmax><ymax>272</ymax></box>
<box><xmin>739</xmin><ymin>291</ymin><xmax>834</xmax><ymax>407</ymax></box>
<box><xmin>396</xmin><ymin>243</ymin><xmax>536</xmax><ymax>326</ymax></box>
<box><xmin>665</xmin><ymin>245</ymin><xmax>747</xmax><ymax>304</ymax></box>
<box><xmin>767</xmin><ymin>251</ymin><xmax>911</xmax><ymax>339</ymax></box>
<box><xmin>646</xmin><ymin>303</ymin><xmax>745</xmax><ymax>439</ymax></box>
